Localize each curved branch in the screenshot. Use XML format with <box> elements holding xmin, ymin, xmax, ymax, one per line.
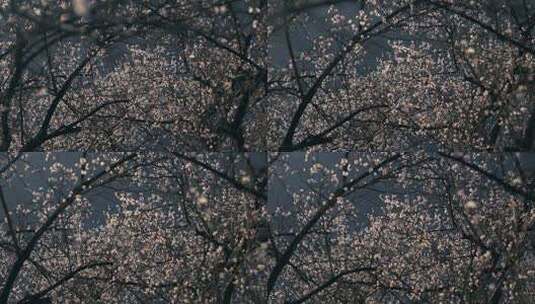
<box><xmin>18</xmin><ymin>261</ymin><xmax>112</xmax><ymax>304</ymax></box>
<box><xmin>287</xmin><ymin>267</ymin><xmax>376</xmax><ymax>304</ymax></box>
<box><xmin>266</xmin><ymin>153</ymin><xmax>401</xmax><ymax>296</ymax></box>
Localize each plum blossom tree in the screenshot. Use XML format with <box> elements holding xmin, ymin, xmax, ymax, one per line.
<box><xmin>0</xmin><ymin>152</ymin><xmax>139</xmax><ymax>303</ymax></box>
<box><xmin>268</xmin><ymin>0</ymin><xmax>535</xmax><ymax>151</ymax></box>
<box><xmin>0</xmin><ymin>0</ymin><xmax>267</xmax><ymax>153</ymax></box>
<box><xmin>0</xmin><ymin>152</ymin><xmax>268</xmax><ymax>303</ymax></box>
<box><xmin>265</xmin><ymin>152</ymin><xmax>535</xmax><ymax>303</ymax></box>
<box><xmin>1</xmin><ymin>152</ymin><xmax>535</xmax><ymax>303</ymax></box>
<box><xmin>361</xmin><ymin>153</ymin><xmax>535</xmax><ymax>303</ymax></box>
<box><xmin>1</xmin><ymin>0</ymin><xmax>535</xmax><ymax>303</ymax></box>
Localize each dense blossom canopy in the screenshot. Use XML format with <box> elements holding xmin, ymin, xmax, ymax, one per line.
<box><xmin>0</xmin><ymin>0</ymin><xmax>534</xmax><ymax>303</ymax></box>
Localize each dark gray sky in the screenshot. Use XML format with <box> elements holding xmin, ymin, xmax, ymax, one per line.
<box><xmin>1</xmin><ymin>153</ymin><xmax>122</xmax><ymax>227</ymax></box>
<box><xmin>268</xmin><ymin>2</ymin><xmax>393</xmax><ymax>69</ymax></box>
